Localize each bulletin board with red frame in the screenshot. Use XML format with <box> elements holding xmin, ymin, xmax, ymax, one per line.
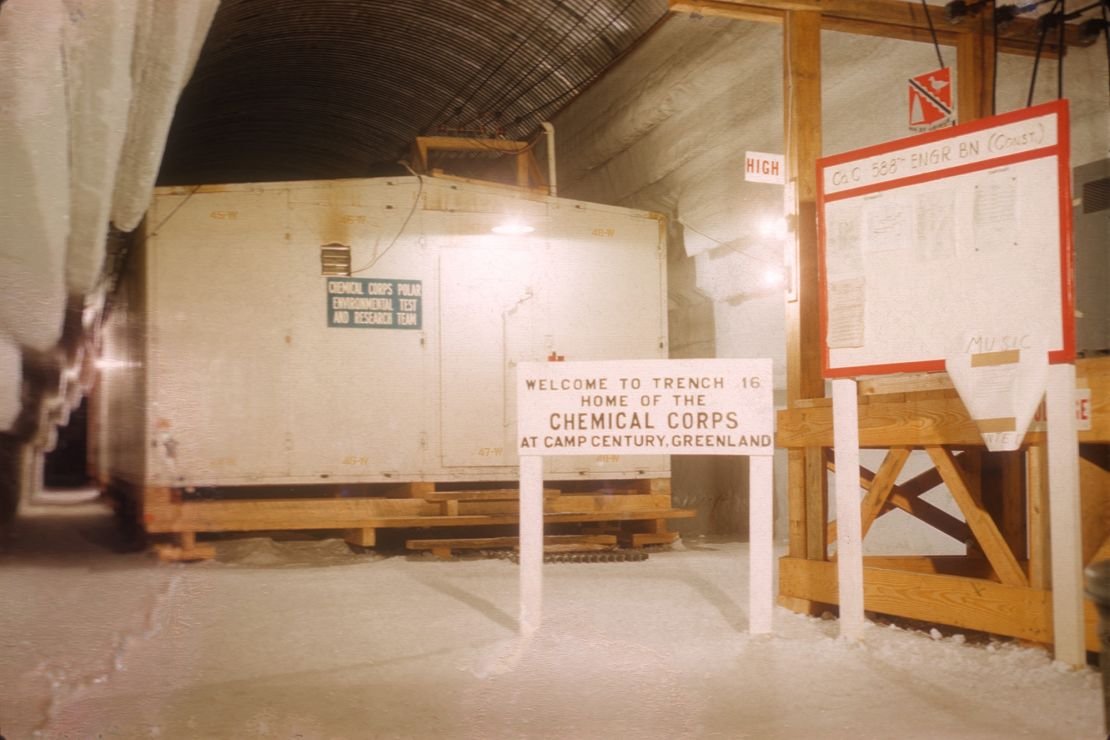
<box><xmin>817</xmin><ymin>99</ymin><xmax>1074</xmax><ymax>379</ymax></box>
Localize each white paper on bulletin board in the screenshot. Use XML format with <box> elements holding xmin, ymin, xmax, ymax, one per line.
<box><xmin>818</xmin><ymin>100</ymin><xmax>1074</xmax><ymax>378</ymax></box>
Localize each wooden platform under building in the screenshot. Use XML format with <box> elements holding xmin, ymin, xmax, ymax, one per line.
<box><xmin>776</xmin><ymin>356</ymin><xmax>1110</xmax><ymax>652</ymax></box>
<box><xmin>103</xmin><ymin>478</ymin><xmax>690</xmax><ymax>561</ymax></box>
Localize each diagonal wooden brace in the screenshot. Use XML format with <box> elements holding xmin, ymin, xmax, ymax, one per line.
<box><xmin>925</xmin><ymin>446</ymin><xmax>1028</xmax><ymax>587</ymax></box>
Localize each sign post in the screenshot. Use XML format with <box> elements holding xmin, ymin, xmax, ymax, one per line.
<box><xmin>516</xmin><ymin>358</ymin><xmax>775</xmax><ymax>635</ymax></box>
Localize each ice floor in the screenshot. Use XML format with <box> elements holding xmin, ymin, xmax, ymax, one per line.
<box><xmin>1</xmin><ymin>492</ymin><xmax>1103</xmax><ymax>739</ymax></box>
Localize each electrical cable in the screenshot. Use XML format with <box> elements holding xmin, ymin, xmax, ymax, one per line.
<box><xmin>350</xmin><ymin>164</ymin><xmax>423</xmax><ymax>276</ymax></box>
<box><xmin>148</xmin><ymin>185</ymin><xmax>202</xmax><ymax>238</ymax></box>
<box><xmin>923</xmin><ymin>0</ymin><xmax>947</xmax><ymax>69</ymax></box>
<box><xmin>1027</xmin><ymin>0</ymin><xmax>1063</xmax><ymax>105</ymax></box>
<box><xmin>1103</xmin><ymin>0</ymin><xmax>1110</xmax><ymax>98</ymax></box>
<box><xmin>1058</xmin><ymin>0</ymin><xmax>1066</xmax><ymax>98</ymax></box>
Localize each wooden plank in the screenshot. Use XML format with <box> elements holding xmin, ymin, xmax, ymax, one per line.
<box><xmin>778</xmin><ymin>357</ymin><xmax>1110</xmax><ymax>448</ymax></box>
<box><xmin>804</xmin><ymin>446</ymin><xmax>828</xmax><ymax>560</ymax></box>
<box><xmin>421</xmin><ymin>489</ymin><xmax>533</xmax><ymax>501</ymax></box>
<box><xmin>925</xmin><ymin>446</ymin><xmax>1028</xmax><ymax>587</ymax></box>
<box><xmin>1080</xmin><ymin>449</ymin><xmax>1110</xmax><ymax>565</ymax></box>
<box><xmin>858</xmin><ymin>447</ymin><xmax>910</xmax><ymax>538</ymax></box>
<box><xmin>861</xmin><ymin>555</ymin><xmax>994</xmax><ymax>578</ymax></box>
<box><xmin>956</xmin><ymin>11</ymin><xmax>995</xmax><ymax>123</ymax></box>
<box><xmin>145</xmin><ymin>491</ymin><xmax>680</xmax><ymax>532</ymax></box>
<box><xmin>668</xmin><ymin>0</ymin><xmax>1075</xmax><ymax>54</ymax></box>
<box><xmin>406</xmin><ymin>534</ymin><xmax>618</xmax><ymax>551</ymax></box>
<box><xmin>415</xmin><ymin>135</ymin><xmax>529</xmax><ymax>154</ymax></box>
<box><xmin>457</xmin><ymin>493</ymin><xmax>675</xmax><ymax>517</ymax></box>
<box><xmin>988</xmin><ymin>451</ymin><xmax>1027</xmax><ymax>561</ymax></box>
<box><xmin>859</xmin><ymin>372</ymin><xmax>953</xmax><ymax>396</ymax></box>
<box><xmin>779</xmin><ymin>556</ymin><xmax>1052</xmax><ymax>643</ymax></box>
<box><xmin>516</xmin><ymin>152</ymin><xmax>530</xmax><ymax>188</ymax></box>
<box><xmin>389</xmin><ymin>482</ymin><xmax>436</xmax><ymax>498</ymax></box>
<box><xmin>1087</xmin><ymin>533</ymin><xmax>1110</xmax><ymax>567</ymax></box>
<box><xmin>146</xmin><ymin>501</ymin><xmax>696</xmax><ymax>533</ymax></box>
<box><xmin>630</xmin><ymin>531</ymin><xmax>680</xmax><ymax>547</ymax></box>
<box><xmin>788</xmin><ymin>448</ymin><xmax>807</xmax><ymax>558</ymax></box>
<box><xmin>343</xmin><ymin>528</ymin><xmax>376</xmax><ymax>547</ymax></box>
<box><xmin>153</xmin><ymin>543</ymin><xmax>216</xmax><ymax>562</ymax></box>
<box><xmin>825</xmin><ymin>455</ymin><xmax>969</xmax><ymax>546</ymax></box>
<box><xmin>886</xmin><ymin>486</ymin><xmax>973</xmax><ymax>545</ymax></box>
<box><xmin>1027</xmin><ymin>441</ymin><xmax>1050</xmax><ymax>590</ymax></box>
<box><xmin>784</xmin><ymin>9</ymin><xmax>824</xmax><ymax>404</ymax></box>
<box><xmin>960</xmin><ymin>448</ymin><xmax>984</xmax><ymax>556</ymax></box>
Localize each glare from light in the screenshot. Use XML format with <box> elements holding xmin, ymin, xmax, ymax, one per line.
<box><xmin>95</xmin><ymin>358</ymin><xmax>137</xmax><ymax>371</ymax></box>
<box><xmin>763</xmin><ymin>267</ymin><xmax>785</xmax><ymax>288</ymax></box>
<box><xmin>491</xmin><ymin>221</ymin><xmax>535</xmax><ymax>235</ymax></box>
<box><xmin>759</xmin><ymin>217</ymin><xmax>788</xmax><ymax>239</ymax></box>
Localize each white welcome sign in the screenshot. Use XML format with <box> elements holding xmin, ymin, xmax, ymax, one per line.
<box><xmin>516</xmin><ymin>358</ymin><xmax>775</xmax><ymax>636</ymax></box>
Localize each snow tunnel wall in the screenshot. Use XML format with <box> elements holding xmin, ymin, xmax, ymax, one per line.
<box><xmin>551</xmin><ymin>13</ymin><xmax>1110</xmax><ymax>543</ymax></box>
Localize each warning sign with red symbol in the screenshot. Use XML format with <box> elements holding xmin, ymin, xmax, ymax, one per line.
<box><xmin>908</xmin><ymin>67</ymin><xmax>953</xmax><ymax>131</ymax></box>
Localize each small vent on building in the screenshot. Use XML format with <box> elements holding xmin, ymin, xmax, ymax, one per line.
<box><xmin>1083</xmin><ymin>177</ymin><xmax>1110</xmax><ymax>214</ymax></box>
<box><xmin>320</xmin><ymin>242</ymin><xmax>351</xmax><ymax>276</ymax></box>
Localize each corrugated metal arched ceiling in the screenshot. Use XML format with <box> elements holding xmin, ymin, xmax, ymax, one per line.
<box><xmin>158</xmin><ymin>0</ymin><xmax>668</xmax><ymax>185</ymax></box>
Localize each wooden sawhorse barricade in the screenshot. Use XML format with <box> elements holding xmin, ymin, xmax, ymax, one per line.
<box><xmin>776</xmin><ymin>356</ymin><xmax>1109</xmax><ymax>651</ymax></box>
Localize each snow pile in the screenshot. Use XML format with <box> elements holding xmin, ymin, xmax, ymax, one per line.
<box><xmin>209</xmin><ymin>536</ymin><xmax>385</xmax><ymax>568</ymax></box>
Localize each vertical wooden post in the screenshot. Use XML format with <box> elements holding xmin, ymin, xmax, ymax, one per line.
<box><xmin>787</xmin><ymin>448</ymin><xmax>807</xmax><ymax>558</ymax></box>
<box><xmin>784</xmin><ymin>11</ymin><xmax>827</xmax><ymax>576</ymax></box>
<box><xmin>784</xmin><ymin>10</ymin><xmax>824</xmax><ymax>404</ymax></box>
<box><xmin>1027</xmin><ymin>441</ymin><xmax>1050</xmax><ymax>589</ymax></box>
<box><xmin>516</xmin><ymin>153</ymin><xmax>530</xmax><ymax>188</ymax></box>
<box><xmin>957</xmin><ymin>14</ymin><xmax>995</xmax><ymax>123</ymax></box>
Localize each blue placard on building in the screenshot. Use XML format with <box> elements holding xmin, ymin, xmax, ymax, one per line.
<box><xmin>326</xmin><ymin>278</ymin><xmax>422</xmax><ymax>329</ymax></box>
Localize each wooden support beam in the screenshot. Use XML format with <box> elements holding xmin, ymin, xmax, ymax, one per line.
<box><xmin>516</xmin><ymin>152</ymin><xmax>530</xmax><ymax>188</ymax></box>
<box><xmin>415</xmin><ymin>136</ymin><xmax>529</xmax><ymax>154</ymax></box>
<box><xmin>1080</xmin><ymin>448</ymin><xmax>1110</xmax><ymax>565</ymax></box>
<box><xmin>925</xmin><ymin>446</ymin><xmax>1028</xmax><ymax>587</ymax></box>
<box><xmin>779</xmin><ymin>556</ymin><xmax>1052</xmax><ymax>643</ymax></box>
<box><xmin>406</xmin><ymin>534</ymin><xmax>618</xmax><ymax>552</ymax></box>
<box><xmin>956</xmin><ymin>11</ymin><xmax>996</xmax><ymax>122</ymax></box>
<box><xmin>419</xmin><ymin>488</ymin><xmax>560</xmax><ymax>502</ymax></box>
<box><xmin>668</xmin><ymin>0</ymin><xmax>1075</xmax><ymax>55</ymax></box>
<box><xmin>144</xmin><ymin>496</ymin><xmax>697</xmax><ymax>533</ymax></box>
<box><xmin>860</xmin><ymin>554</ymin><xmax>994</xmax><ymax>578</ymax></box>
<box><xmin>784</xmin><ymin>10</ymin><xmax>824</xmax><ymax>405</ymax></box>
<box><xmin>805</xmin><ymin>446</ymin><xmax>829</xmax><ymax>559</ymax></box>
<box><xmin>788</xmin><ymin>448</ymin><xmax>808</xmax><ymax>557</ymax></box>
<box><xmin>858</xmin><ymin>447</ymin><xmax>911</xmax><ymax>538</ymax></box>
<box><xmin>343</xmin><ymin>528</ymin><xmax>376</xmax><ymax>548</ymax></box>
<box><xmin>826</xmin><ymin>453</ymin><xmax>972</xmax><ymax>545</ymax></box>
<box><xmin>983</xmin><ymin>451</ymin><xmax>1027</xmax><ymax>561</ymax></box>
<box><xmin>778</xmin><ymin>358</ymin><xmax>1110</xmax><ymax>446</ymax></box>
<box><xmin>1027</xmin><ymin>441</ymin><xmax>1051</xmax><ymax>590</ymax></box>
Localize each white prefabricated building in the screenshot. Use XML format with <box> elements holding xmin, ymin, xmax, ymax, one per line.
<box><xmin>96</xmin><ymin>176</ymin><xmax>670</xmax><ymax>490</ymax></box>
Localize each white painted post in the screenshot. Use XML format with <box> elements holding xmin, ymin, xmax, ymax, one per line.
<box><xmin>749</xmin><ymin>454</ymin><xmax>774</xmax><ymax>634</ymax></box>
<box><xmin>518</xmin><ymin>454</ymin><xmax>545</xmax><ymax>636</ymax></box>
<box><xmin>832</xmin><ymin>378</ymin><xmax>865</xmax><ymax>640</ymax></box>
<box><xmin>1046</xmin><ymin>362</ymin><xmax>1084</xmax><ymax>667</ymax></box>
